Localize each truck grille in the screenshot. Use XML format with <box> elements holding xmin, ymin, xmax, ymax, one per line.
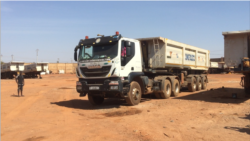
<box><xmin>80</xmin><ymin>66</ymin><xmax>111</xmax><ymax>77</ymax></box>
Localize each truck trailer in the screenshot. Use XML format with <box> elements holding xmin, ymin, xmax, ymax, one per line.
<box><xmin>23</xmin><ymin>62</ymin><xmax>49</xmax><ymax>79</ymax></box>
<box><xmin>74</xmin><ymin>32</ymin><xmax>210</xmax><ymax>106</ymax></box>
<box><xmin>1</xmin><ymin>61</ymin><xmax>25</xmax><ymax>79</ymax></box>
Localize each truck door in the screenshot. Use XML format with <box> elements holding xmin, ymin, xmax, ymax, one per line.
<box><xmin>120</xmin><ymin>40</ymin><xmax>142</xmax><ymax>77</ymax></box>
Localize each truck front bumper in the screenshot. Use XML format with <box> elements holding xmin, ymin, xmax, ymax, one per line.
<box><xmin>76</xmin><ymin>78</ymin><xmax>130</xmax><ymax>97</ymax></box>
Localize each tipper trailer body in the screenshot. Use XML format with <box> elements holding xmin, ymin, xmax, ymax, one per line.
<box><xmin>74</xmin><ymin>32</ymin><xmax>210</xmax><ymax>105</ymax></box>
<box><xmin>23</xmin><ymin>62</ymin><xmax>49</xmax><ymax>78</ymax></box>
<box><xmin>1</xmin><ymin>61</ymin><xmax>25</xmax><ymax>79</ymax></box>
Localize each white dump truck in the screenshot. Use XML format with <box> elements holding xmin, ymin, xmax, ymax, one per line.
<box><xmin>74</xmin><ymin>32</ymin><xmax>210</xmax><ymax>106</ymax></box>
<box><xmin>23</xmin><ymin>62</ymin><xmax>49</xmax><ymax>79</ymax></box>
<box><xmin>1</xmin><ymin>61</ymin><xmax>25</xmax><ymax>79</ymax></box>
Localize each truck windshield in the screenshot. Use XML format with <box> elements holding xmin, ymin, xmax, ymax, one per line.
<box><xmin>78</xmin><ymin>42</ymin><xmax>118</xmax><ymax>61</ymax></box>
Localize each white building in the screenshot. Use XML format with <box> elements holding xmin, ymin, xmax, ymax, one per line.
<box><xmin>222</xmin><ymin>30</ymin><xmax>250</xmax><ymax>68</ymax></box>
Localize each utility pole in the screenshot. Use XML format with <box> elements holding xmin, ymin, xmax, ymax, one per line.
<box><xmin>36</xmin><ymin>49</ymin><xmax>39</xmax><ymax>63</ymax></box>
<box><xmin>58</xmin><ymin>58</ymin><xmax>59</xmax><ymax>63</ymax></box>
<box><xmin>11</xmin><ymin>55</ymin><xmax>13</xmax><ymax>61</ymax></box>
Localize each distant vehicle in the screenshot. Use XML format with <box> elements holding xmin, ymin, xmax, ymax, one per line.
<box><xmin>209</xmin><ymin>62</ymin><xmax>225</xmax><ymax>74</ymax></box>
<box><xmin>1</xmin><ymin>61</ymin><xmax>24</xmax><ymax>79</ymax></box>
<box><xmin>74</xmin><ymin>32</ymin><xmax>210</xmax><ymax>106</ymax></box>
<box><xmin>23</xmin><ymin>62</ymin><xmax>49</xmax><ymax>79</ymax></box>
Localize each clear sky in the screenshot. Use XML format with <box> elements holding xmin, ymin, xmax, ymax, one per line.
<box><xmin>1</xmin><ymin>1</ymin><xmax>250</xmax><ymax>63</ymax></box>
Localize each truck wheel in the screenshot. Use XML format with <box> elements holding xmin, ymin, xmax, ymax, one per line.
<box><xmin>125</xmin><ymin>81</ymin><xmax>142</xmax><ymax>106</ymax></box>
<box><xmin>188</xmin><ymin>77</ymin><xmax>197</xmax><ymax>92</ymax></box>
<box><xmin>201</xmin><ymin>77</ymin><xmax>207</xmax><ymax>90</ymax></box>
<box><xmin>196</xmin><ymin>77</ymin><xmax>202</xmax><ymax>91</ymax></box>
<box><xmin>171</xmin><ymin>79</ymin><xmax>180</xmax><ymax>97</ymax></box>
<box><xmin>88</xmin><ymin>94</ymin><xmax>104</xmax><ymax>105</ymax></box>
<box><xmin>160</xmin><ymin>80</ymin><xmax>171</xmax><ymax>99</ymax></box>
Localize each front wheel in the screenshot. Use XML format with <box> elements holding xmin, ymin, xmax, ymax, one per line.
<box><xmin>125</xmin><ymin>81</ymin><xmax>142</xmax><ymax>106</ymax></box>
<box><xmin>88</xmin><ymin>94</ymin><xmax>104</xmax><ymax>105</ymax></box>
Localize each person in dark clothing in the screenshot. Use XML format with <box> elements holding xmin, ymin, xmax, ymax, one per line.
<box><xmin>15</xmin><ymin>72</ymin><xmax>25</xmax><ymax>97</ymax></box>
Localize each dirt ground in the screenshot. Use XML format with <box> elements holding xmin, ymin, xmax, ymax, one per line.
<box><xmin>1</xmin><ymin>74</ymin><xmax>250</xmax><ymax>141</ymax></box>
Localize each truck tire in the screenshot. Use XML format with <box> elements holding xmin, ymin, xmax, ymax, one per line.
<box><xmin>125</xmin><ymin>81</ymin><xmax>142</xmax><ymax>106</ymax></box>
<box><xmin>160</xmin><ymin>80</ymin><xmax>171</xmax><ymax>99</ymax></box>
<box><xmin>196</xmin><ymin>77</ymin><xmax>202</xmax><ymax>91</ymax></box>
<box><xmin>201</xmin><ymin>77</ymin><xmax>207</xmax><ymax>90</ymax></box>
<box><xmin>171</xmin><ymin>79</ymin><xmax>180</xmax><ymax>97</ymax></box>
<box><xmin>188</xmin><ymin>77</ymin><xmax>196</xmax><ymax>92</ymax></box>
<box><xmin>88</xmin><ymin>94</ymin><xmax>104</xmax><ymax>105</ymax></box>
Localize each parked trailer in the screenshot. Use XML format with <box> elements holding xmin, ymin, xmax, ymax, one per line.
<box><xmin>1</xmin><ymin>61</ymin><xmax>24</xmax><ymax>79</ymax></box>
<box><xmin>74</xmin><ymin>32</ymin><xmax>210</xmax><ymax>106</ymax></box>
<box><xmin>209</xmin><ymin>62</ymin><xmax>225</xmax><ymax>74</ymax></box>
<box><xmin>23</xmin><ymin>62</ymin><xmax>49</xmax><ymax>79</ymax></box>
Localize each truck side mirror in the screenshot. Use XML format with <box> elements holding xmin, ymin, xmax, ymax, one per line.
<box><xmin>74</xmin><ymin>45</ymin><xmax>79</xmax><ymax>61</ymax></box>
<box><xmin>74</xmin><ymin>51</ymin><xmax>77</xmax><ymax>61</ymax></box>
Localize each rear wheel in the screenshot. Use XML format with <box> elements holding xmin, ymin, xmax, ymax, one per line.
<box><xmin>88</xmin><ymin>94</ymin><xmax>104</xmax><ymax>105</ymax></box>
<box><xmin>188</xmin><ymin>77</ymin><xmax>197</xmax><ymax>92</ymax></box>
<box><xmin>160</xmin><ymin>80</ymin><xmax>171</xmax><ymax>99</ymax></box>
<box><xmin>172</xmin><ymin>79</ymin><xmax>180</xmax><ymax>97</ymax></box>
<box><xmin>201</xmin><ymin>77</ymin><xmax>207</xmax><ymax>90</ymax></box>
<box><xmin>125</xmin><ymin>81</ymin><xmax>142</xmax><ymax>106</ymax></box>
<box><xmin>196</xmin><ymin>77</ymin><xmax>202</xmax><ymax>91</ymax></box>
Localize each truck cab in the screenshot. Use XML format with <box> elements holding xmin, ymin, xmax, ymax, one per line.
<box><xmin>74</xmin><ymin>32</ymin><xmax>144</xmax><ymax>105</ymax></box>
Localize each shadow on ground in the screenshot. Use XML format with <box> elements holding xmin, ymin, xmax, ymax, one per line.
<box><xmin>51</xmin><ymin>96</ymin><xmax>154</xmax><ymax>110</ymax></box>
<box><xmin>174</xmin><ymin>87</ymin><xmax>250</xmax><ymax>104</ymax></box>
<box><xmin>225</xmin><ymin>114</ymin><xmax>250</xmax><ymax>135</ymax></box>
<box><xmin>225</xmin><ymin>126</ymin><xmax>250</xmax><ymax>135</ymax></box>
<box><xmin>10</xmin><ymin>94</ymin><xmax>25</xmax><ymax>97</ymax></box>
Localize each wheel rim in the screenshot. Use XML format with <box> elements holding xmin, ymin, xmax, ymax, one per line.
<box><xmin>166</xmin><ymin>84</ymin><xmax>171</xmax><ymax>94</ymax></box>
<box><xmin>193</xmin><ymin>83</ymin><xmax>196</xmax><ymax>89</ymax></box>
<box><xmin>199</xmin><ymin>82</ymin><xmax>202</xmax><ymax>88</ymax></box>
<box><xmin>175</xmin><ymin>83</ymin><xmax>179</xmax><ymax>92</ymax></box>
<box><xmin>132</xmin><ymin>88</ymin><xmax>140</xmax><ymax>100</ymax></box>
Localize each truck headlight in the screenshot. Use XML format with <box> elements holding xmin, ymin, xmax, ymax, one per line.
<box><xmin>76</xmin><ymin>81</ymin><xmax>82</xmax><ymax>86</ymax></box>
<box><xmin>110</xmin><ymin>86</ymin><xmax>119</xmax><ymax>90</ymax></box>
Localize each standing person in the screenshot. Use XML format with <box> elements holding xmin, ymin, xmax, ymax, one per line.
<box><xmin>15</xmin><ymin>72</ymin><xmax>25</xmax><ymax>97</ymax></box>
